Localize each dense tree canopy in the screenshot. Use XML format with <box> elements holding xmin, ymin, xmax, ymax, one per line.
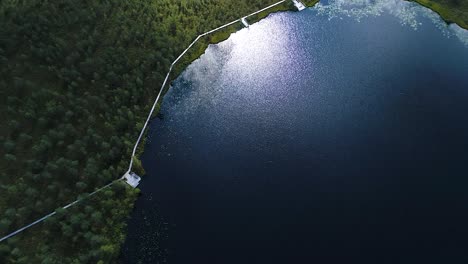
<box><xmin>0</xmin><ymin>0</ymin><xmax>308</xmax><ymax>262</ymax></box>
<box><xmin>0</xmin><ymin>0</ymin><xmax>464</xmax><ymax>262</ymax></box>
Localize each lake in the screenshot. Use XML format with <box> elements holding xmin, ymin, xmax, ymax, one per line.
<box><xmin>121</xmin><ymin>0</ymin><xmax>468</xmax><ymax>263</ymax></box>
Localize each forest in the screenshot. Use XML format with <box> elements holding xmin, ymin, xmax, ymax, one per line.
<box><xmin>0</xmin><ymin>0</ymin><xmax>465</xmax><ymax>263</ymax></box>
<box><xmin>0</xmin><ymin>0</ymin><xmax>311</xmax><ymax>263</ymax></box>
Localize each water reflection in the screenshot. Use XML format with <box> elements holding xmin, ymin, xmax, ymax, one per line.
<box><xmin>450</xmin><ymin>24</ymin><xmax>468</xmax><ymax>46</ymax></box>
<box><xmin>172</xmin><ymin>17</ymin><xmax>305</xmax><ymax>127</ymax></box>
<box><xmin>315</xmin><ymin>0</ymin><xmax>468</xmax><ymax>45</ymax></box>
<box><xmin>123</xmin><ymin>2</ymin><xmax>468</xmax><ymax>262</ymax></box>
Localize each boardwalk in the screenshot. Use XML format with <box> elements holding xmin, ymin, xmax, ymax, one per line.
<box><xmin>0</xmin><ymin>0</ymin><xmax>309</xmax><ymax>243</ymax></box>
<box><xmin>0</xmin><ymin>180</ymin><xmax>118</xmax><ymax>243</ymax></box>
<box><xmin>127</xmin><ymin>0</ymin><xmax>289</xmax><ymax>173</ymax></box>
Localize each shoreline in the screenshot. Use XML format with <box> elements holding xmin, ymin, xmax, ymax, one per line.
<box><xmin>410</xmin><ymin>0</ymin><xmax>468</xmax><ymax>29</ymax></box>
<box><xmin>2</xmin><ymin>0</ymin><xmax>465</xmax><ymax>262</ymax></box>
<box><xmin>172</xmin><ymin>0</ymin><xmax>319</xmax><ymax>79</ymax></box>
<box><xmin>126</xmin><ymin>0</ymin><xmax>466</xmax><ymax>259</ymax></box>
<box><xmin>132</xmin><ymin>0</ymin><xmax>320</xmax><ymax>174</ymax></box>
<box><xmin>134</xmin><ymin>0</ymin><xmax>467</xmax><ymax>171</ymax></box>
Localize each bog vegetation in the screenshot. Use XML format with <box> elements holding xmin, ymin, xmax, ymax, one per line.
<box><xmin>412</xmin><ymin>0</ymin><xmax>468</xmax><ymax>28</ymax></box>
<box><xmin>0</xmin><ymin>0</ymin><xmax>311</xmax><ymax>263</ymax></box>
<box><xmin>0</xmin><ymin>0</ymin><xmax>464</xmax><ymax>263</ymax></box>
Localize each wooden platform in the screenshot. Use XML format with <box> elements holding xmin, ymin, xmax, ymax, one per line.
<box><xmin>292</xmin><ymin>0</ymin><xmax>306</xmax><ymax>11</ymax></box>
<box><xmin>123</xmin><ymin>172</ymin><xmax>141</xmax><ymax>188</ymax></box>
<box><xmin>241</xmin><ymin>17</ymin><xmax>249</xmax><ymax>28</ymax></box>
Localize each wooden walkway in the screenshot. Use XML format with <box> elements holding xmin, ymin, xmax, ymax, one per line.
<box><xmin>0</xmin><ymin>0</ymin><xmax>309</xmax><ymax>244</ymax></box>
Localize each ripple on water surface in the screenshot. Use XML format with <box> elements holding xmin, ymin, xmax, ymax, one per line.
<box><xmin>121</xmin><ymin>2</ymin><xmax>468</xmax><ymax>263</ymax></box>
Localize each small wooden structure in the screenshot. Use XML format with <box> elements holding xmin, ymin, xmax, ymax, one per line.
<box><xmin>123</xmin><ymin>172</ymin><xmax>141</xmax><ymax>188</ymax></box>
<box><xmin>292</xmin><ymin>0</ymin><xmax>306</xmax><ymax>11</ymax></box>
<box><xmin>241</xmin><ymin>17</ymin><xmax>249</xmax><ymax>28</ymax></box>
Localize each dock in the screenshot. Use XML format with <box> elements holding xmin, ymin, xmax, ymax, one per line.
<box><xmin>123</xmin><ymin>172</ymin><xmax>141</xmax><ymax>188</ymax></box>
<box><xmin>292</xmin><ymin>0</ymin><xmax>306</xmax><ymax>11</ymax></box>
<box><xmin>241</xmin><ymin>17</ymin><xmax>249</xmax><ymax>28</ymax></box>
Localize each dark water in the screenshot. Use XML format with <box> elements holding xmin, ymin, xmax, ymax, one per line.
<box><xmin>121</xmin><ymin>1</ymin><xmax>468</xmax><ymax>263</ymax></box>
